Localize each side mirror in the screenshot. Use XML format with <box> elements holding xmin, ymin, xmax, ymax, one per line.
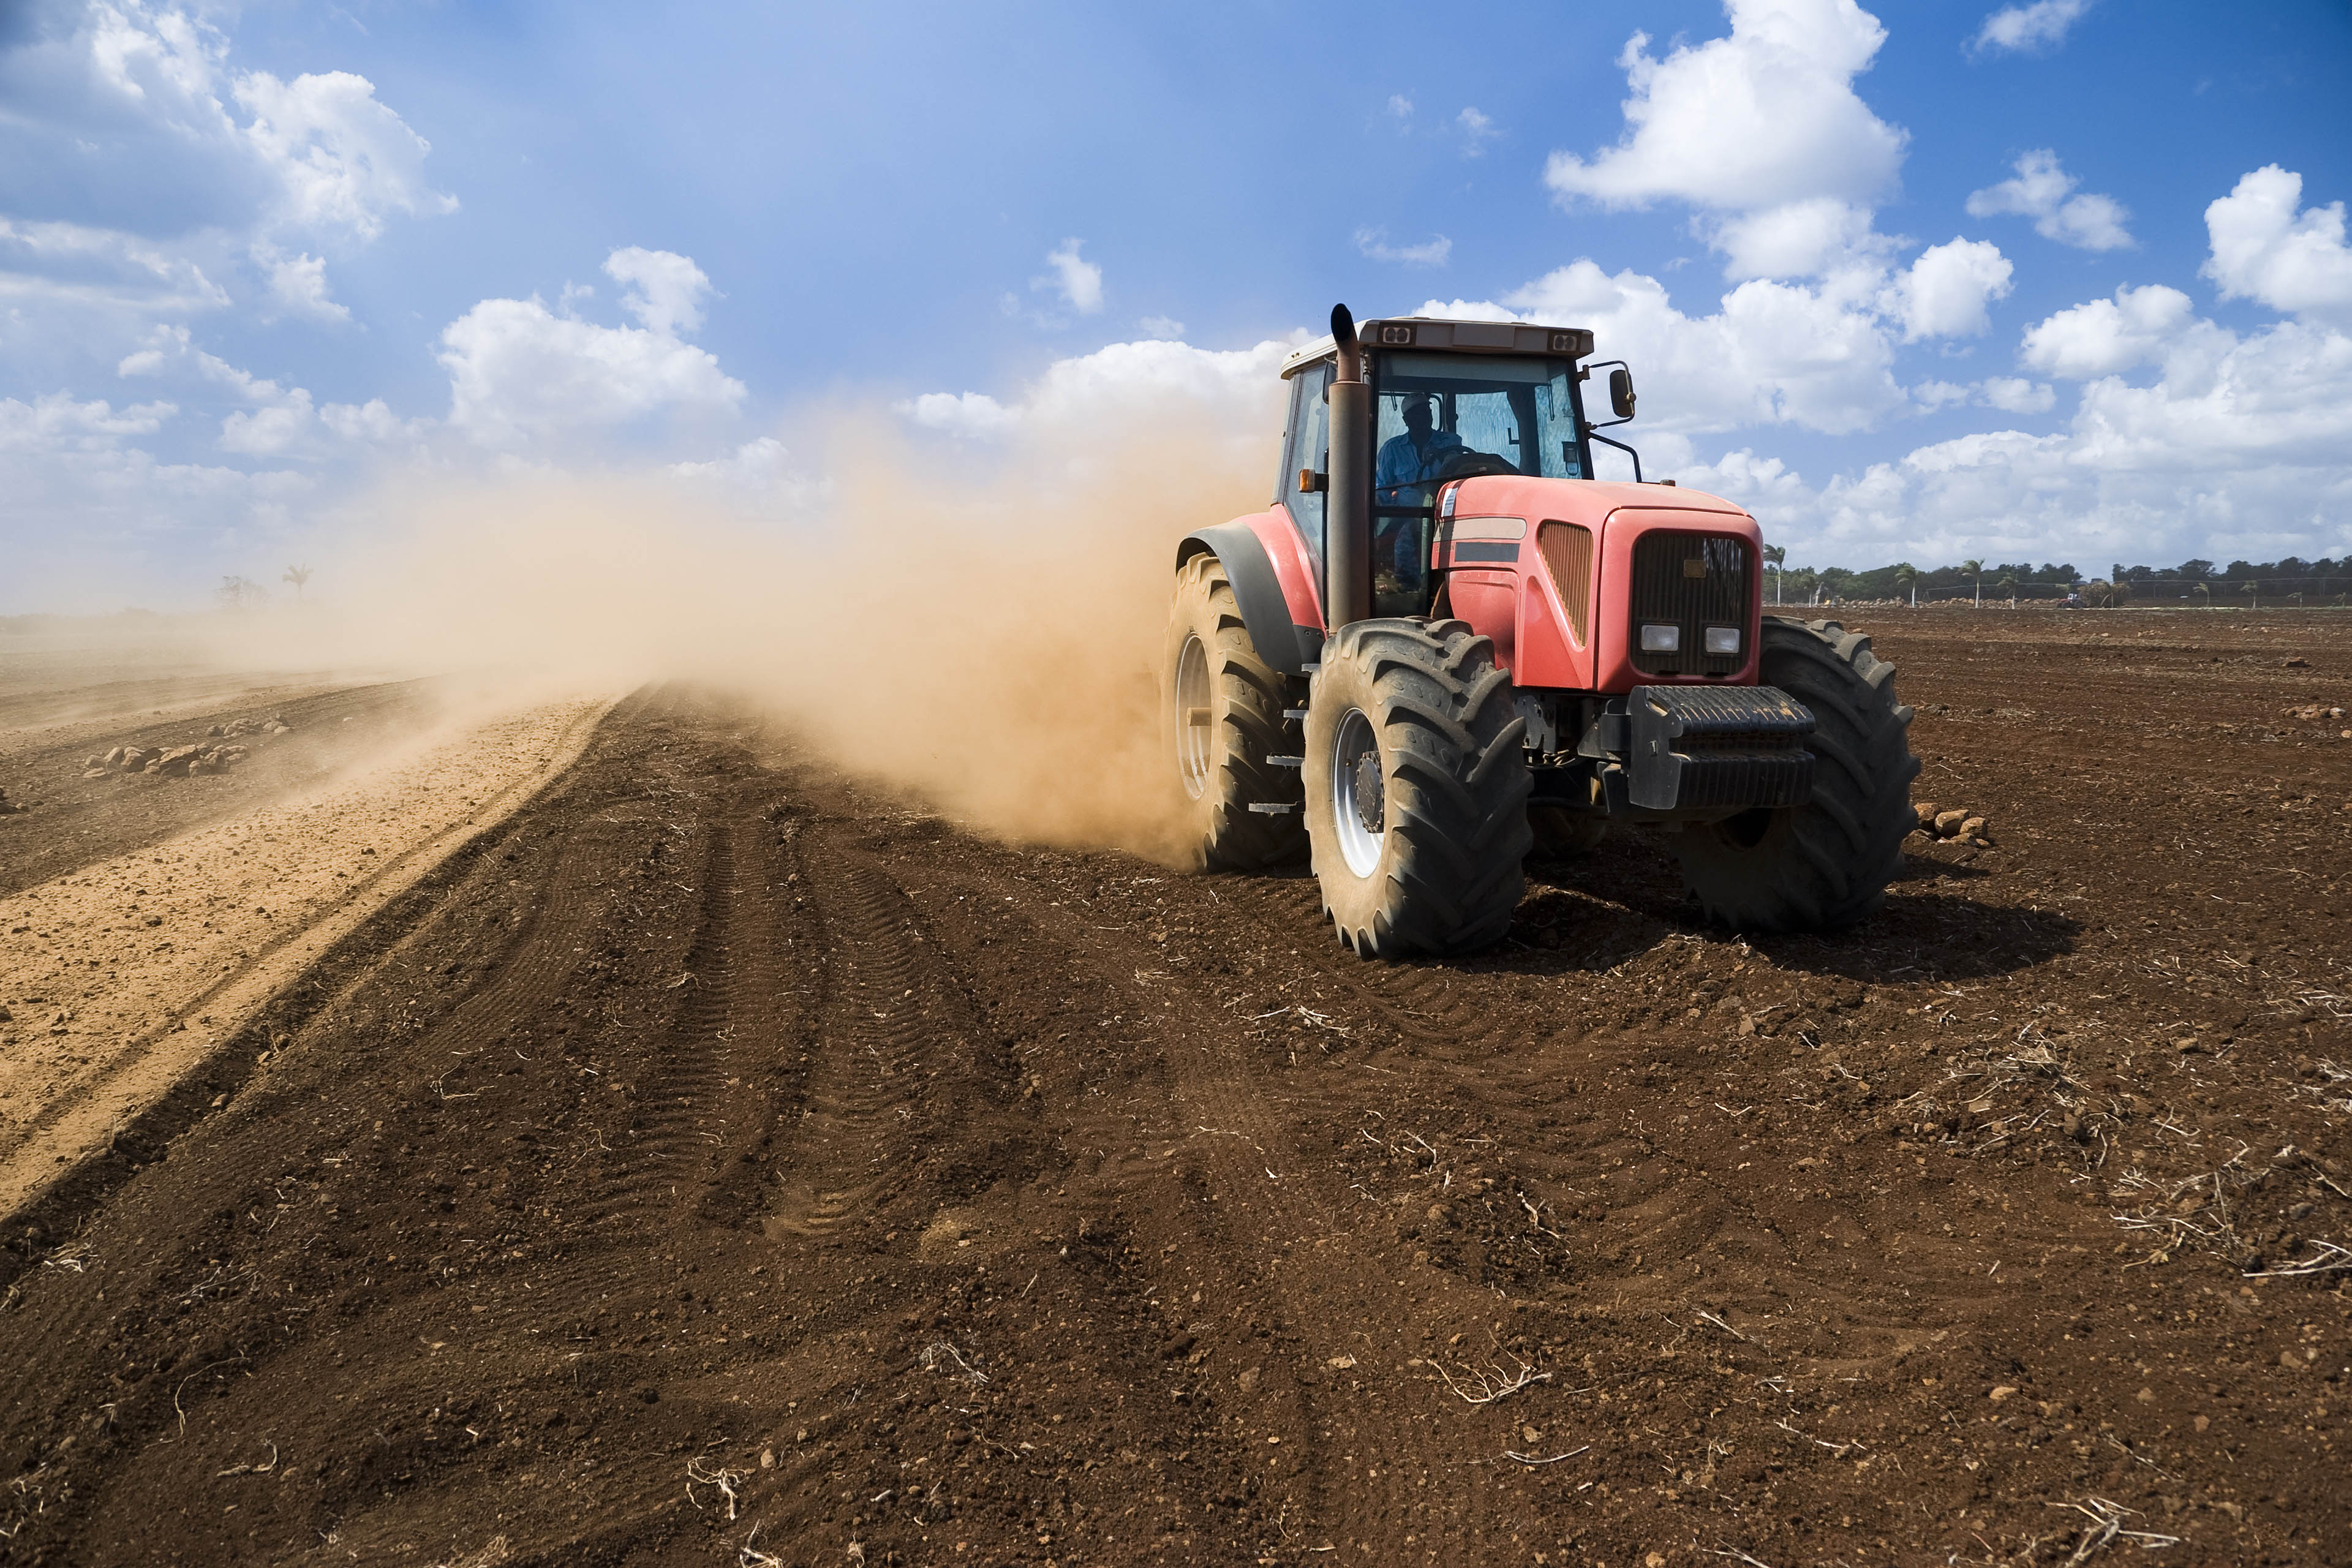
<box><xmin>1609</xmin><ymin>367</ymin><xmax>1637</xmax><ymax>421</ymax></box>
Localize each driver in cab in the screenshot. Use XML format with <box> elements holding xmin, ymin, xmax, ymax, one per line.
<box><xmin>1373</xmin><ymin>393</ymin><xmax>1461</xmax><ymax>590</ymax></box>
<box><xmin>1375</xmin><ymin>394</ymin><xmax>1464</xmax><ymax>504</ymax></box>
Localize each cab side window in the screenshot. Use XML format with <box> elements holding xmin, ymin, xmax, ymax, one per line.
<box><xmin>1280</xmin><ymin>362</ymin><xmax>1333</xmax><ymax>567</ymax></box>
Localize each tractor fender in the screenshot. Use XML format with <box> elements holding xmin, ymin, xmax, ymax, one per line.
<box><xmin>1177</xmin><ymin>522</ymin><xmax>1317</xmax><ymax>676</ymax></box>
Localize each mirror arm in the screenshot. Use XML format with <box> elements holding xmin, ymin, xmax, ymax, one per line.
<box><xmin>1585</xmin><ymin>428</ymin><xmax>1644</xmax><ymax>485</ymax></box>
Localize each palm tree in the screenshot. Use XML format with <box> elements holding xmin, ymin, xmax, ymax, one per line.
<box><xmin>1764</xmin><ymin>545</ymin><xmax>1786</xmax><ymax>605</ymax></box>
<box><xmin>2193</xmin><ymin>581</ymin><xmax>2211</xmax><ymax>608</ymax></box>
<box><xmin>2242</xmin><ymin>579</ymin><xmax>2259</xmax><ymax>611</ymax></box>
<box><xmin>1962</xmin><ymin>559</ymin><xmax>1984</xmax><ymax>608</ymax></box>
<box><xmin>1893</xmin><ymin>562</ymin><xmax>1918</xmax><ymax>608</ymax></box>
<box><xmin>1997</xmin><ymin>571</ymin><xmax>2019</xmax><ymax>608</ymax></box>
<box><xmin>282</xmin><ymin>564</ymin><xmax>312</xmax><ymax>600</ymax></box>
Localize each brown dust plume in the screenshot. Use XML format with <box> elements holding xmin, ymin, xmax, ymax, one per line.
<box><xmin>285</xmin><ymin>405</ymin><xmax>1284</xmax><ymax>862</ymax></box>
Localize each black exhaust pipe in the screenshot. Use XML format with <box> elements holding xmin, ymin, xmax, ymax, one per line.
<box><xmin>1325</xmin><ymin>304</ymin><xmax>1372</xmax><ymax>631</ymax></box>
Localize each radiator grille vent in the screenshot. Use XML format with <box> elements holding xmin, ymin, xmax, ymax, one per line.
<box><xmin>1629</xmin><ymin>531</ymin><xmax>1750</xmax><ymax>676</ymax></box>
<box><xmin>1536</xmin><ymin>521</ymin><xmax>1594</xmax><ymax>645</ymax></box>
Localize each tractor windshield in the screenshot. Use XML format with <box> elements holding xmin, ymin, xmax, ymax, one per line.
<box><xmin>1365</xmin><ymin>352</ymin><xmax>1587</xmax><ymax>615</ymax></box>
<box><xmin>1370</xmin><ymin>352</ymin><xmax>1586</xmax><ymax>499</ymax></box>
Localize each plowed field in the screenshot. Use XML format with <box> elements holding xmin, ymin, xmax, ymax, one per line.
<box><xmin>1</xmin><ymin>609</ymin><xmax>2348</xmax><ymax>1567</ymax></box>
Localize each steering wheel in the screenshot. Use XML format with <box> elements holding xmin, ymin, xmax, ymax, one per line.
<box><xmin>1434</xmin><ymin>451</ymin><xmax>1518</xmax><ymax>481</ymax></box>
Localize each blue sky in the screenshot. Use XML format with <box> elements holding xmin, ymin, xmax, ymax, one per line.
<box><xmin>4</xmin><ymin>0</ymin><xmax>2350</xmax><ymax>610</ymax></box>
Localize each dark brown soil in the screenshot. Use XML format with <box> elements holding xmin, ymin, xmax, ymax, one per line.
<box><xmin>2</xmin><ymin>610</ymin><xmax>2348</xmax><ymax>1567</ymax></box>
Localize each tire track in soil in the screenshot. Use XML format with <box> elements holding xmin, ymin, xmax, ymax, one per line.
<box><xmin>17</xmin><ymin>773</ymin><xmax>647</xmax><ymax>1556</ymax></box>
<box><xmin>943</xmin><ymin>878</ymin><xmax>1524</xmax><ymax>1557</ymax></box>
<box><xmin>0</xmin><ymin>718</ymin><xmax>619</xmax><ymax>1414</ymax></box>
<box><xmin>1210</xmin><ymin>872</ymin><xmax>1531</xmax><ymax>1055</ymax></box>
<box><xmin>760</xmin><ymin>819</ymin><xmax>937</xmax><ymax>1240</ymax></box>
<box><xmin>556</xmin><ymin>799</ymin><xmax>793</xmax><ymax>1239</ymax></box>
<box><xmin>0</xmin><ymin>702</ymin><xmax>806</xmax><ymax>1564</ymax></box>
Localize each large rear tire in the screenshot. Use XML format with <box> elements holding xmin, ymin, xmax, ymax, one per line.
<box><xmin>1303</xmin><ymin>618</ymin><xmax>1531</xmax><ymax>957</ymax></box>
<box><xmin>1164</xmin><ymin>552</ymin><xmax>1307</xmax><ymax>870</ymax></box>
<box><xmin>1669</xmin><ymin>617</ymin><xmax>1918</xmax><ymax>931</ymax></box>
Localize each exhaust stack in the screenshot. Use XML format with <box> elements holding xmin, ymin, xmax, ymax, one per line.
<box><xmin>1325</xmin><ymin>304</ymin><xmax>1373</xmax><ymax>631</ymax></box>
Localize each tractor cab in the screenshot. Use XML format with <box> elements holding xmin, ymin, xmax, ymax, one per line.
<box><xmin>1279</xmin><ymin>321</ymin><xmax>1617</xmax><ymax>619</ymax></box>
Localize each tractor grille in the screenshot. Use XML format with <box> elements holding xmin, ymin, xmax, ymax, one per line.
<box><xmin>1628</xmin><ymin>531</ymin><xmax>1751</xmax><ymax>677</ymax></box>
<box><xmin>1536</xmin><ymin>521</ymin><xmax>1593</xmax><ymax>644</ymax></box>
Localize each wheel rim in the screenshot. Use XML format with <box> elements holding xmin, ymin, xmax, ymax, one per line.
<box><xmin>1330</xmin><ymin>706</ymin><xmax>1383</xmax><ymax>877</ymax></box>
<box><xmin>1174</xmin><ymin>633</ymin><xmax>1213</xmax><ymax>800</ymax></box>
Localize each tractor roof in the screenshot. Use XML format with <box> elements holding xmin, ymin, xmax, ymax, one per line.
<box><xmin>1279</xmin><ymin>317</ymin><xmax>1594</xmax><ymax>378</ymax></box>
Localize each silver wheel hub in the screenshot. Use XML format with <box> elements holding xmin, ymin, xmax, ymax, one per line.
<box><xmin>1330</xmin><ymin>707</ymin><xmax>1384</xmax><ymax>878</ymax></box>
<box><xmin>1174</xmin><ymin>633</ymin><xmax>1212</xmax><ymax>800</ymax></box>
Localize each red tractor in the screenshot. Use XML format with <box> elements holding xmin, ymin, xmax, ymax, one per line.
<box><xmin>1166</xmin><ymin>306</ymin><xmax>1919</xmax><ymax>957</ymax></box>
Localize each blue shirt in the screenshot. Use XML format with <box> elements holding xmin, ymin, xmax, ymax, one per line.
<box><xmin>1376</xmin><ymin>428</ymin><xmax>1466</xmax><ymax>502</ymax></box>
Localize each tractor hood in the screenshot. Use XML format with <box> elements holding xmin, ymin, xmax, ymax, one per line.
<box><xmin>1432</xmin><ymin>474</ymin><xmax>1765</xmax><ymax>694</ymax></box>
<box><xmin>1438</xmin><ymin>475</ymin><xmax>1748</xmax><ymax>526</ymax></box>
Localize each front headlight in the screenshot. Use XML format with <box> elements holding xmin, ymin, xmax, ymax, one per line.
<box><xmin>1639</xmin><ymin>623</ymin><xmax>1680</xmax><ymax>653</ymax></box>
<box><xmin>1703</xmin><ymin>626</ymin><xmax>1741</xmax><ymax>656</ymax></box>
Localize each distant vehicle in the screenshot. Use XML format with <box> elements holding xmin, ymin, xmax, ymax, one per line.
<box><xmin>2062</xmin><ymin>592</ymin><xmax>2083</xmax><ymax>609</ymax></box>
<box><xmin>1166</xmin><ymin>304</ymin><xmax>1921</xmax><ymax>957</ymax></box>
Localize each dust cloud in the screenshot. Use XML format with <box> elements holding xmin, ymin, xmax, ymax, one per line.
<box><xmin>221</xmin><ymin>409</ymin><xmax>1281</xmax><ymax>862</ymax></box>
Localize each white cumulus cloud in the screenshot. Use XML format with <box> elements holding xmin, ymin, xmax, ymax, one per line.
<box><xmin>258</xmin><ymin>248</ymin><xmax>348</xmax><ymax>323</ymax></box>
<box><xmin>899</xmin><ymin>391</ymin><xmax>1021</xmax><ymax>440</ymax></box>
<box><xmin>1885</xmin><ymin>237</ymin><xmax>2014</xmax><ymax>340</ymax></box>
<box><xmin>1966</xmin><ymin>149</ymin><xmax>2132</xmax><ymax>251</ymax></box>
<box><xmin>1978</xmin><ymin>376</ymin><xmax>2055</xmax><ymax>413</ymax></box>
<box><xmin>1970</xmin><ymin>0</ymin><xmax>2093</xmax><ymax>56</ymax></box>
<box><xmin>2202</xmin><ymin>165</ymin><xmax>2352</xmax><ymax>326</ymax></box>
<box><xmin>220</xmin><ymin>388</ymin><xmax>314</xmax><ymax>455</ymax></box>
<box><xmin>1420</xmin><ymin>238</ymin><xmax>2010</xmax><ymax>443</ymax></box>
<box><xmin>2020</xmin><ymin>284</ymin><xmax>2196</xmax><ymax>379</ymax></box>
<box><xmin>1042</xmin><ymin>239</ymin><xmax>1104</xmax><ymax>315</ymax></box>
<box><xmin>1697</xmin><ymin>298</ymin><xmax>2352</xmax><ymax>570</ymax></box>
<box><xmin>1711</xmin><ymin>198</ymin><xmax>1889</xmax><ymax>283</ymax></box>
<box><xmin>0</xmin><ymin>392</ymin><xmax>178</xmax><ymax>453</ymax></box>
<box><xmin>0</xmin><ymin>3</ymin><xmax>451</xmax><ymax>331</ymax></box>
<box><xmin>1545</xmin><ymin>0</ymin><xmax>1909</xmax><ymax>277</ymax></box>
<box><xmin>605</xmin><ymin>246</ymin><xmax>713</xmax><ymax>336</ymax></box>
<box><xmin>318</xmin><ymin>398</ymin><xmax>428</xmax><ymax>445</ymax></box>
<box><xmin>115</xmin><ymin>321</ymin><xmax>337</xmax><ymax>453</ymax></box>
<box><xmin>0</xmin><ymin>217</ymin><xmax>230</xmax><ymax>314</ymax></box>
<box><xmin>437</xmin><ymin>249</ymin><xmax>745</xmax><ymax>448</ymax></box>
<box><xmin>233</xmin><ymin>67</ymin><xmax>457</xmax><ymax>243</ymax></box>
<box><xmin>1421</xmin><ymin>261</ymin><xmax>1907</xmax><ymax>437</ymax></box>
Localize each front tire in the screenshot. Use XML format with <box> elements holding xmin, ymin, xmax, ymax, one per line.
<box><xmin>1669</xmin><ymin>617</ymin><xmax>1919</xmax><ymax>931</ymax></box>
<box><xmin>1303</xmin><ymin>619</ymin><xmax>1531</xmax><ymax>957</ymax></box>
<box><xmin>1164</xmin><ymin>552</ymin><xmax>1306</xmax><ymax>870</ymax></box>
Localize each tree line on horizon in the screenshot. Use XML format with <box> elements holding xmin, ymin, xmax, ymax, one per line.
<box><xmin>1762</xmin><ymin>551</ymin><xmax>2352</xmax><ymax>608</ymax></box>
